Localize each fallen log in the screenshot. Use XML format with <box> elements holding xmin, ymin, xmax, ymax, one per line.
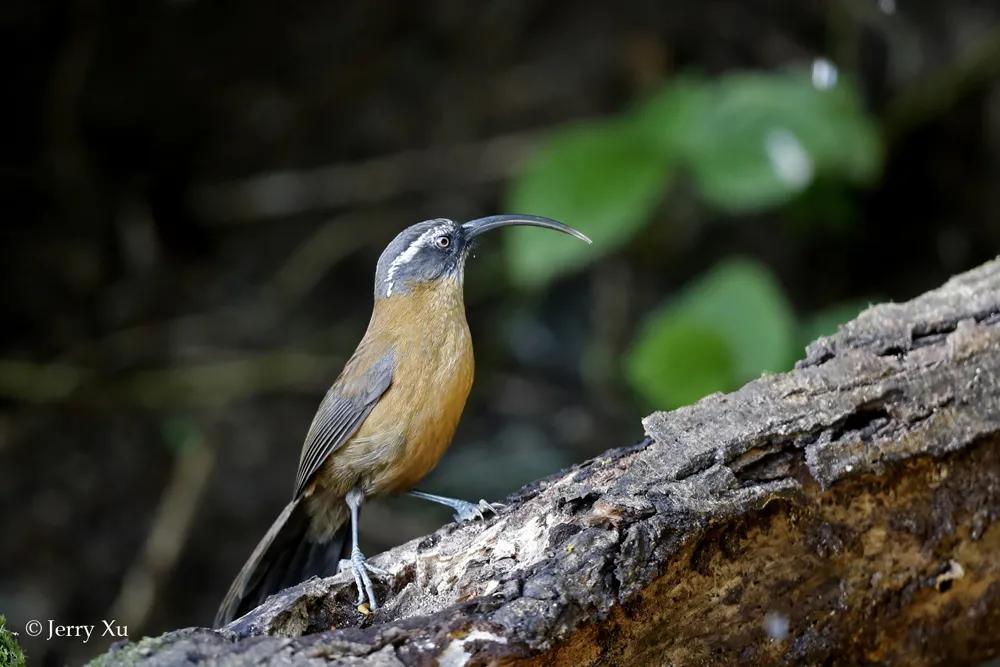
<box><xmin>94</xmin><ymin>259</ymin><xmax>1000</xmax><ymax>666</ymax></box>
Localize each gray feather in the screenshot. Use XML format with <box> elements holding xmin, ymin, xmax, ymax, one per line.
<box><xmin>293</xmin><ymin>349</ymin><xmax>395</xmax><ymax>498</ymax></box>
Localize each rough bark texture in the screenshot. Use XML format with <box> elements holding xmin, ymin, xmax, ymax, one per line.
<box><xmin>93</xmin><ymin>259</ymin><xmax>1000</xmax><ymax>666</ymax></box>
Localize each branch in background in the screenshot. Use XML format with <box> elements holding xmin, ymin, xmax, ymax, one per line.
<box><xmin>0</xmin><ymin>350</ymin><xmax>341</xmax><ymax>409</ymax></box>
<box><xmin>188</xmin><ymin>17</ymin><xmax>1000</xmax><ymax>230</ymax></box>
<box><xmin>189</xmin><ymin>129</ymin><xmax>545</xmax><ymax>224</ymax></box>
<box><xmin>114</xmin><ymin>351</ymin><xmax>343</xmax><ymax>409</ymax></box>
<box><xmin>0</xmin><ymin>211</ymin><xmax>386</xmax><ymax>409</ymax></box>
<box><xmin>0</xmin><ymin>360</ymin><xmax>91</xmax><ymax>402</ymax></box>
<box><xmin>107</xmin><ymin>431</ymin><xmax>215</xmax><ymax>633</ymax></box>
<box><xmin>267</xmin><ymin>210</ymin><xmax>389</xmax><ymax>304</ymax></box>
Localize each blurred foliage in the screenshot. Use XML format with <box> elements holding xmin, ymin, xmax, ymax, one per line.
<box><xmin>626</xmin><ymin>317</ymin><xmax>734</xmax><ymax>409</ymax></box>
<box><xmin>505</xmin><ymin>68</ymin><xmax>884</xmax><ymax>408</ymax></box>
<box><xmin>0</xmin><ymin>616</ymin><xmax>26</xmax><ymax>667</ymax></box>
<box><xmin>652</xmin><ymin>72</ymin><xmax>881</xmax><ymax>211</ymax></box>
<box><xmin>627</xmin><ymin>258</ymin><xmax>795</xmax><ymax>408</ymax></box>
<box><xmin>505</xmin><ymin>121</ymin><xmax>671</xmax><ymax>285</ymax></box>
<box><xmin>626</xmin><ymin>260</ymin><xmax>872</xmax><ymax>409</ymax></box>
<box><xmin>505</xmin><ymin>69</ymin><xmax>882</xmax><ymax>287</ymax></box>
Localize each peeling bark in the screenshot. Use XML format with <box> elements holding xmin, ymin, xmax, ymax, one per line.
<box><xmin>93</xmin><ymin>259</ymin><xmax>1000</xmax><ymax>666</ymax></box>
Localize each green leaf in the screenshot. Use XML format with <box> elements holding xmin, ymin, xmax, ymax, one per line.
<box><xmin>671</xmin><ymin>258</ymin><xmax>797</xmax><ymax>377</ymax></box>
<box><xmin>638</xmin><ymin>71</ymin><xmax>882</xmax><ymax>212</ymax></box>
<box><xmin>501</xmin><ymin>70</ymin><xmax>883</xmax><ymax>287</ymax></box>
<box><xmin>626</xmin><ymin>317</ymin><xmax>735</xmax><ymax>409</ymax></box>
<box><xmin>626</xmin><ymin>258</ymin><xmax>796</xmax><ymax>408</ymax></box>
<box><xmin>631</xmin><ymin>75</ymin><xmax>715</xmax><ymax>153</ymax></box>
<box><xmin>504</xmin><ymin>119</ymin><xmax>671</xmax><ymax>287</ymax></box>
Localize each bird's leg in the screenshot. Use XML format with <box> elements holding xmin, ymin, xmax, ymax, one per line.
<box><xmin>408</xmin><ymin>489</ymin><xmax>504</xmax><ymax>523</ymax></box>
<box><xmin>338</xmin><ymin>487</ymin><xmax>388</xmax><ymax>610</ymax></box>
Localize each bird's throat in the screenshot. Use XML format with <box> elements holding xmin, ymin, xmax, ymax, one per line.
<box><xmin>371</xmin><ymin>277</ymin><xmax>467</xmax><ymax>340</ymax></box>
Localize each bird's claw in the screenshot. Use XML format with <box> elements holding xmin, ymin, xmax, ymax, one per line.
<box><xmin>452</xmin><ymin>499</ymin><xmax>505</xmax><ymax>523</ymax></box>
<box><xmin>338</xmin><ymin>549</ymin><xmax>387</xmax><ymax>610</ymax></box>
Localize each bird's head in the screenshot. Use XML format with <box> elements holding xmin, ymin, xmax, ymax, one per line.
<box><xmin>374</xmin><ymin>214</ymin><xmax>590</xmax><ymax>299</ymax></box>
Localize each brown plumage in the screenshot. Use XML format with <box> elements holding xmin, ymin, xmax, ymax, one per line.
<box><xmin>302</xmin><ymin>278</ymin><xmax>473</xmax><ymax>539</ymax></box>
<box><xmin>216</xmin><ymin>215</ymin><xmax>589</xmax><ymax>627</ymax></box>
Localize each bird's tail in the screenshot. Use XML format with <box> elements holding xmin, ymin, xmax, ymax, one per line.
<box><xmin>215</xmin><ymin>498</ymin><xmax>349</xmax><ymax>627</ymax></box>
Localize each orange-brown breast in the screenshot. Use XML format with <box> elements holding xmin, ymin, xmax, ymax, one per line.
<box><xmin>314</xmin><ymin>277</ymin><xmax>474</xmax><ymax>503</ymax></box>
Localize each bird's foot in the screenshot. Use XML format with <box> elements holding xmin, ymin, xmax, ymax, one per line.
<box><xmin>338</xmin><ymin>548</ymin><xmax>389</xmax><ymax>610</ymax></box>
<box><xmin>408</xmin><ymin>490</ymin><xmax>504</xmax><ymax>524</ymax></box>
<box><xmin>451</xmin><ymin>498</ymin><xmax>505</xmax><ymax>523</ymax></box>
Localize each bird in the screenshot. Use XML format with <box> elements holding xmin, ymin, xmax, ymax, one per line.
<box><xmin>215</xmin><ymin>214</ymin><xmax>590</xmax><ymax>626</ymax></box>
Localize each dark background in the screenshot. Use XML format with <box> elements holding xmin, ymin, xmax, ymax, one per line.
<box><xmin>2</xmin><ymin>1</ymin><xmax>998</xmax><ymax>664</ymax></box>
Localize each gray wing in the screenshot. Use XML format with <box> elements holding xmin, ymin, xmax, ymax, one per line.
<box><xmin>293</xmin><ymin>348</ymin><xmax>394</xmax><ymax>498</ymax></box>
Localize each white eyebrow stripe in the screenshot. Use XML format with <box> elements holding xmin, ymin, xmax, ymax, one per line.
<box><xmin>384</xmin><ymin>223</ymin><xmax>451</xmax><ymax>296</ymax></box>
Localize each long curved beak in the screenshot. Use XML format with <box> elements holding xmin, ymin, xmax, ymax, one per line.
<box><xmin>461</xmin><ymin>214</ymin><xmax>592</xmax><ymax>244</ymax></box>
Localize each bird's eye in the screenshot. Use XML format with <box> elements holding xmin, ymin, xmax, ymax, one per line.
<box><xmin>435</xmin><ymin>235</ymin><xmax>451</xmax><ymax>249</ymax></box>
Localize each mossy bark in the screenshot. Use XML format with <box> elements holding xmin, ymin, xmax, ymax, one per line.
<box><xmin>0</xmin><ymin>616</ymin><xmax>26</xmax><ymax>667</ymax></box>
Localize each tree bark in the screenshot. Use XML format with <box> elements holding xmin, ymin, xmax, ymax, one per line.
<box><xmin>94</xmin><ymin>259</ymin><xmax>1000</xmax><ymax>667</ymax></box>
